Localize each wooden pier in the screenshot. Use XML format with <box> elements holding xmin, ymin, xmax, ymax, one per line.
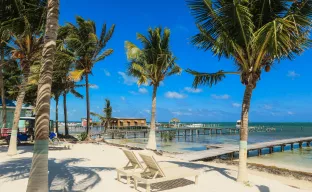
<box><xmin>175</xmin><ymin>137</ymin><xmax>312</xmax><ymax>161</ymax></box>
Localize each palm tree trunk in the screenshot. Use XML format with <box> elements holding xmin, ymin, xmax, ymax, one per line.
<box><xmin>0</xmin><ymin>48</ymin><xmax>6</xmax><ymax>129</ymax></box>
<box><xmin>63</xmin><ymin>92</ymin><xmax>68</xmax><ymax>136</ymax></box>
<box><xmin>85</xmin><ymin>73</ymin><xmax>90</xmax><ymax>137</ymax></box>
<box><xmin>7</xmin><ymin>70</ymin><xmax>29</xmax><ymax>156</ymax></box>
<box><xmin>55</xmin><ymin>96</ymin><xmax>59</xmax><ymax>134</ymax></box>
<box><xmin>237</xmin><ymin>83</ymin><xmax>253</xmax><ymax>183</ymax></box>
<box><xmin>146</xmin><ymin>85</ymin><xmax>157</xmax><ymax>150</ymax></box>
<box><xmin>26</xmin><ymin>0</ymin><xmax>59</xmax><ymax>191</ymax></box>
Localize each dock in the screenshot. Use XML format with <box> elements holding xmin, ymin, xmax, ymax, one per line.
<box><xmin>91</xmin><ymin>126</ymin><xmax>278</xmax><ymax>139</ymax></box>
<box><xmin>175</xmin><ymin>137</ymin><xmax>312</xmax><ymax>161</ymax></box>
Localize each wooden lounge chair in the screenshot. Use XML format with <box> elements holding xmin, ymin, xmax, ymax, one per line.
<box><xmin>132</xmin><ymin>153</ymin><xmax>200</xmax><ymax>192</ymax></box>
<box><xmin>116</xmin><ymin>149</ymin><xmax>178</xmax><ymax>184</ymax></box>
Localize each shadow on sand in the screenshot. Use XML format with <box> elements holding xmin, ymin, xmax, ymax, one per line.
<box><xmin>256</xmin><ymin>185</ymin><xmax>270</xmax><ymax>192</ymax></box>
<box><xmin>165</xmin><ymin>160</ymin><xmax>237</xmax><ymax>181</ymax></box>
<box><xmin>0</xmin><ymin>157</ymin><xmax>115</xmax><ymax>191</ymax></box>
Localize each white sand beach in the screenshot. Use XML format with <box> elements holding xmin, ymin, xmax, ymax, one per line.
<box><xmin>0</xmin><ymin>143</ymin><xmax>311</xmax><ymax>192</ymax></box>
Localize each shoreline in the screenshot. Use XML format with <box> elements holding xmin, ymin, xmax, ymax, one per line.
<box><xmin>1</xmin><ymin>142</ymin><xmax>312</xmax><ymax>191</ymax></box>
<box><xmin>104</xmin><ymin>139</ymin><xmax>312</xmax><ymax>181</ymax></box>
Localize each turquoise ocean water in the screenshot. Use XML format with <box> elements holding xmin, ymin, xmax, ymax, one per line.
<box><xmin>108</xmin><ymin>122</ymin><xmax>312</xmax><ymax>172</ymax></box>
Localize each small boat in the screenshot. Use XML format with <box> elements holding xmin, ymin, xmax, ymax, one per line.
<box><xmin>186</xmin><ymin>123</ymin><xmax>204</xmax><ymax>128</ymax></box>
<box><xmin>236</xmin><ymin>120</ymin><xmax>241</xmax><ymax>129</ymax></box>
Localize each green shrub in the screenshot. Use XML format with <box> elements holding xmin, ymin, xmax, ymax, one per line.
<box><xmin>78</xmin><ymin>132</ymin><xmax>88</xmax><ymax>141</ymax></box>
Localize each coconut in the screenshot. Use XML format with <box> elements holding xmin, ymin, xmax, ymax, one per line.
<box><xmin>265</xmin><ymin>65</ymin><xmax>270</xmax><ymax>72</ymax></box>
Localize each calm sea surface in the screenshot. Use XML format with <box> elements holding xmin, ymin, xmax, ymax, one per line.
<box><xmin>108</xmin><ymin>122</ymin><xmax>312</xmax><ymax>172</ymax></box>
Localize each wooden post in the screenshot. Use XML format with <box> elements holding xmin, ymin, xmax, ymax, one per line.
<box><xmin>209</xmin><ymin>129</ymin><xmax>212</xmax><ymax>135</ymax></box>
<box><xmin>299</xmin><ymin>142</ymin><xmax>302</xmax><ymax>149</ymax></box>
<box><xmin>258</xmin><ymin>149</ymin><xmax>261</xmax><ymax>156</ymax></box>
<box><xmin>307</xmin><ymin>141</ymin><xmax>310</xmax><ymax>147</ymax></box>
<box><xmin>291</xmin><ymin>143</ymin><xmax>294</xmax><ymax>150</ymax></box>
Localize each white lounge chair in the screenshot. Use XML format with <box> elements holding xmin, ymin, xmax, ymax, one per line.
<box><xmin>133</xmin><ymin>153</ymin><xmax>200</xmax><ymax>192</ymax></box>
<box><xmin>116</xmin><ymin>149</ymin><xmax>178</xmax><ymax>184</ymax></box>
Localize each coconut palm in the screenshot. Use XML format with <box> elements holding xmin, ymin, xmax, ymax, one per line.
<box><xmin>26</xmin><ymin>0</ymin><xmax>59</xmax><ymax>191</ymax></box>
<box><xmin>186</xmin><ymin>0</ymin><xmax>312</xmax><ymax>182</ymax></box>
<box><xmin>91</xmin><ymin>99</ymin><xmax>112</xmax><ymax>133</ymax></box>
<box><xmin>7</xmin><ymin>31</ymin><xmax>44</xmax><ymax>156</ymax></box>
<box><xmin>62</xmin><ymin>16</ymin><xmax>115</xmax><ymax>138</ymax></box>
<box><xmin>52</xmin><ymin>34</ymin><xmax>83</xmax><ymax>136</ymax></box>
<box><xmin>62</xmin><ymin>81</ymin><xmax>83</xmax><ymax>136</ymax></box>
<box><xmin>125</xmin><ymin>27</ymin><xmax>182</xmax><ymax>150</ymax></box>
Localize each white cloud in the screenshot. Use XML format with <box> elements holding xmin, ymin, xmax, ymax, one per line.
<box><xmin>263</xmin><ymin>104</ymin><xmax>272</xmax><ymax>110</ymax></box>
<box><xmin>144</xmin><ymin>109</ymin><xmax>151</xmax><ymax>114</ymax></box>
<box><xmin>211</xmin><ymin>94</ymin><xmax>230</xmax><ymax>100</ymax></box>
<box><xmin>184</xmin><ymin>87</ymin><xmax>203</xmax><ymax>93</ymax></box>
<box><xmin>288</xmin><ymin>111</ymin><xmax>295</xmax><ymax>115</ymax></box>
<box><xmin>113</xmin><ymin>109</ymin><xmax>121</xmax><ymax>113</ymax></box>
<box><xmin>120</xmin><ymin>96</ymin><xmax>126</xmax><ymax>101</ymax></box>
<box><xmin>172</xmin><ymin>111</ymin><xmax>192</xmax><ymax>116</ymax></box>
<box><xmin>129</xmin><ymin>91</ymin><xmax>138</xmax><ymax>95</ymax></box>
<box><xmin>287</xmin><ymin>71</ymin><xmax>300</xmax><ymax>79</ymax></box>
<box><xmin>118</xmin><ymin>71</ymin><xmax>137</xmax><ymax>85</ymax></box>
<box><xmin>90</xmin><ymin>85</ymin><xmax>99</xmax><ymax>89</ymax></box>
<box><xmin>165</xmin><ymin>91</ymin><xmax>186</xmax><ymax>99</ymax></box>
<box><xmin>232</xmin><ymin>103</ymin><xmax>241</xmax><ymax>108</ymax></box>
<box><xmin>103</xmin><ymin>69</ymin><xmax>111</xmax><ymax>76</ymax></box>
<box><xmin>138</xmin><ymin>87</ymin><xmax>148</xmax><ymax>94</ymax></box>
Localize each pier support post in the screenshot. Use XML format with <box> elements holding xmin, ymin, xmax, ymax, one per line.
<box><xmin>299</xmin><ymin>142</ymin><xmax>302</xmax><ymax>149</ymax></box>
<box><xmin>307</xmin><ymin>141</ymin><xmax>310</xmax><ymax>147</ymax></box>
<box><xmin>258</xmin><ymin>149</ymin><xmax>261</xmax><ymax>156</ymax></box>
<box><xmin>281</xmin><ymin>145</ymin><xmax>284</xmax><ymax>152</ymax></box>
<box><xmin>291</xmin><ymin>143</ymin><xmax>294</xmax><ymax>150</ymax></box>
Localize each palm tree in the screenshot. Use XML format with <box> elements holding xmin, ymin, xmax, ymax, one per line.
<box><xmin>62</xmin><ymin>81</ymin><xmax>83</xmax><ymax>136</ymax></box>
<box><xmin>7</xmin><ymin>30</ymin><xmax>43</xmax><ymax>156</ymax></box>
<box><xmin>52</xmin><ymin>33</ymin><xmax>83</xmax><ymax>136</ymax></box>
<box><xmin>125</xmin><ymin>27</ymin><xmax>182</xmax><ymax>150</ymax></box>
<box><xmin>62</xmin><ymin>16</ymin><xmax>115</xmax><ymax>138</ymax></box>
<box><xmin>26</xmin><ymin>0</ymin><xmax>59</xmax><ymax>191</ymax></box>
<box><xmin>186</xmin><ymin>0</ymin><xmax>312</xmax><ymax>182</ymax></box>
<box><xmin>91</xmin><ymin>99</ymin><xmax>112</xmax><ymax>133</ymax></box>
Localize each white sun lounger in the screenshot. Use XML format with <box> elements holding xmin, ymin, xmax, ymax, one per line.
<box><xmin>116</xmin><ymin>149</ymin><xmax>178</xmax><ymax>184</ymax></box>
<box><xmin>133</xmin><ymin>153</ymin><xmax>200</xmax><ymax>192</ymax></box>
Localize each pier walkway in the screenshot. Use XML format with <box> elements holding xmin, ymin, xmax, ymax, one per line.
<box><xmin>175</xmin><ymin>137</ymin><xmax>312</xmax><ymax>161</ymax></box>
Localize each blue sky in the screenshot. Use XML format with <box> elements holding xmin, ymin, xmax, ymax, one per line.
<box><xmin>50</xmin><ymin>0</ymin><xmax>312</xmax><ymax>122</ymax></box>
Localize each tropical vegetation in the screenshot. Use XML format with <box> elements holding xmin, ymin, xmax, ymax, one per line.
<box><xmin>91</xmin><ymin>99</ymin><xmax>112</xmax><ymax>133</ymax></box>
<box><xmin>60</xmin><ymin>17</ymin><xmax>115</xmax><ymax>139</ymax></box>
<box><xmin>186</xmin><ymin>0</ymin><xmax>312</xmax><ymax>182</ymax></box>
<box><xmin>125</xmin><ymin>27</ymin><xmax>182</xmax><ymax>150</ymax></box>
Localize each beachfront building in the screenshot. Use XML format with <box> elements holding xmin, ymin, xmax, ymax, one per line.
<box><xmin>107</xmin><ymin>117</ymin><xmax>147</xmax><ymax>128</ymax></box>
<box><xmin>0</xmin><ymin>99</ymin><xmax>34</xmax><ymax>128</ymax></box>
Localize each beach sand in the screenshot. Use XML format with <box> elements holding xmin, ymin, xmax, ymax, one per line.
<box><xmin>0</xmin><ymin>143</ymin><xmax>311</xmax><ymax>192</ymax></box>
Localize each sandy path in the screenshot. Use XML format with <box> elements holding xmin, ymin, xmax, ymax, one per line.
<box><xmin>0</xmin><ymin>143</ymin><xmax>311</xmax><ymax>192</ymax></box>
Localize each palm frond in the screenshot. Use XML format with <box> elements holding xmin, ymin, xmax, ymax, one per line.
<box><xmin>69</xmin><ymin>69</ymin><xmax>85</xmax><ymax>82</ymax></box>
<box><xmin>186</xmin><ymin>69</ymin><xmax>228</xmax><ymax>88</ymax></box>
<box><xmin>70</xmin><ymin>89</ymin><xmax>83</xmax><ymax>99</ymax></box>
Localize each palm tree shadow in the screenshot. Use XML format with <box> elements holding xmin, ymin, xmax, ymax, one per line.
<box><xmin>165</xmin><ymin>161</ymin><xmax>236</xmax><ymax>181</ymax></box>
<box><xmin>256</xmin><ymin>185</ymin><xmax>270</xmax><ymax>192</ymax></box>
<box><xmin>0</xmin><ymin>157</ymin><xmax>115</xmax><ymax>191</ymax></box>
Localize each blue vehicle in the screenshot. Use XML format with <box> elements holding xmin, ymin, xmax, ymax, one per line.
<box><xmin>6</xmin><ymin>117</ymin><xmax>56</xmax><ymax>145</ymax></box>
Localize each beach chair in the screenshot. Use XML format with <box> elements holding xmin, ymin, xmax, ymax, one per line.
<box><xmin>116</xmin><ymin>149</ymin><xmax>178</xmax><ymax>184</ymax></box>
<box><xmin>132</xmin><ymin>153</ymin><xmax>200</xmax><ymax>192</ymax></box>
